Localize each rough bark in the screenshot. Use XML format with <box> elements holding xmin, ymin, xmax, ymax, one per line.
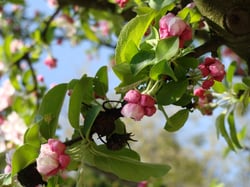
<box><xmin>193</xmin><ymin>0</ymin><xmax>250</xmax><ymax>67</ymax></box>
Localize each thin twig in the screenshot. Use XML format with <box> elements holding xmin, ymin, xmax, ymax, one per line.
<box><xmin>41</xmin><ymin>6</ymin><xmax>62</xmax><ymax>43</ymax></box>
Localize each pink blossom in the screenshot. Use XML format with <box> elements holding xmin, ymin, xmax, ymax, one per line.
<box><xmin>36</xmin><ymin>139</ymin><xmax>70</xmax><ymax>177</ymax></box>
<box><xmin>194</xmin><ymin>88</ymin><xmax>213</xmax><ymax>115</ymax></box>
<box><xmin>0</xmin><ymin>79</ymin><xmax>15</xmax><ymax>112</ymax></box>
<box><xmin>115</xmin><ymin>0</ymin><xmax>129</xmax><ymax>8</ymax></box>
<box><xmin>99</xmin><ymin>21</ymin><xmax>110</xmax><ymax>36</ymax></box>
<box><xmin>209</xmin><ymin>61</ymin><xmax>226</xmax><ymax>81</ymax></box>
<box><xmin>37</xmin><ymin>75</ymin><xmax>44</xmax><ymax>82</ymax></box>
<box><xmin>140</xmin><ymin>94</ymin><xmax>155</xmax><ymax>107</ymax></box>
<box><xmin>159</xmin><ymin>13</ymin><xmax>192</xmax><ymax>48</ymax></box>
<box><xmin>47</xmin><ymin>0</ymin><xmax>58</xmax><ymax>8</ymax></box>
<box><xmin>121</xmin><ymin>103</ymin><xmax>145</xmax><ymax>121</ymax></box>
<box><xmin>4</xmin><ymin>149</ymin><xmax>15</xmax><ymax>174</ymax></box>
<box><xmin>55</xmin><ymin>14</ymin><xmax>76</xmax><ymax>37</ymax></box>
<box><xmin>0</xmin><ymin>112</ymin><xmax>27</xmax><ymax>147</ymax></box>
<box><xmin>198</xmin><ymin>57</ymin><xmax>226</xmax><ymax>89</ymax></box>
<box><xmin>0</xmin><ymin>114</ymin><xmax>5</xmax><ymax>125</ymax></box>
<box><xmin>44</xmin><ymin>56</ymin><xmax>57</xmax><ymax>69</ymax></box>
<box><xmin>138</xmin><ymin>181</ymin><xmax>148</xmax><ymax>187</ymax></box>
<box><xmin>10</xmin><ymin>39</ymin><xmax>24</xmax><ymax>53</ymax></box>
<box><xmin>124</xmin><ymin>90</ymin><xmax>141</xmax><ymax>103</ymax></box>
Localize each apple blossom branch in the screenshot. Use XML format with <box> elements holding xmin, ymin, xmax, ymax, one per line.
<box><xmin>41</xmin><ymin>6</ymin><xmax>62</xmax><ymax>44</ymax></box>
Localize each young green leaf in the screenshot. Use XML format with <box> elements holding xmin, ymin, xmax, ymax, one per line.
<box><xmin>94</xmin><ymin>66</ymin><xmax>109</xmax><ymax>98</ymax></box>
<box><xmin>37</xmin><ymin>83</ymin><xmax>67</xmax><ymax>139</ymax></box>
<box><xmin>155</xmin><ymin>37</ymin><xmax>179</xmax><ymax>62</ymax></box>
<box><xmin>156</xmin><ymin>79</ymin><xmax>188</xmax><ymax>105</ymax></box>
<box><xmin>68</xmin><ymin>76</ymin><xmax>94</xmax><ymax>129</ymax></box>
<box><xmin>11</xmin><ymin>144</ymin><xmax>39</xmax><ymax>176</ymax></box>
<box><xmin>82</xmin><ymin>105</ymin><xmax>102</xmax><ymax>138</ymax></box>
<box><xmin>130</xmin><ymin>50</ymin><xmax>155</xmax><ymax>75</ymax></box>
<box><xmin>150</xmin><ymin>60</ymin><xmax>177</xmax><ymax>81</ymax></box>
<box><xmin>115</xmin><ymin>9</ymin><xmax>157</xmax><ymax>64</ymax></box>
<box><xmin>226</xmin><ymin>61</ymin><xmax>237</xmax><ymax>86</ymax></box>
<box><xmin>216</xmin><ymin>113</ymin><xmax>235</xmax><ymax>151</ymax></box>
<box><xmin>24</xmin><ymin>123</ymin><xmax>41</xmax><ymax>148</ymax></box>
<box><xmin>227</xmin><ymin>112</ymin><xmax>242</xmax><ymax>149</ymax></box>
<box><xmin>164</xmin><ymin>109</ymin><xmax>189</xmax><ymax>132</ymax></box>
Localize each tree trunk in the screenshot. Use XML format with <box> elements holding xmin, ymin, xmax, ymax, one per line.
<box><xmin>193</xmin><ymin>0</ymin><xmax>250</xmax><ymax>67</ymax></box>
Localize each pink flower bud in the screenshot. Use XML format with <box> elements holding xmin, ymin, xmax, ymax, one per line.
<box><xmin>194</xmin><ymin>87</ymin><xmax>206</xmax><ymax>98</ymax></box>
<box><xmin>124</xmin><ymin>90</ymin><xmax>141</xmax><ymax>103</ymax></box>
<box><xmin>202</xmin><ymin>78</ymin><xmax>214</xmax><ymax>89</ymax></box>
<box><xmin>159</xmin><ymin>13</ymin><xmax>192</xmax><ymax>48</ymax></box>
<box><xmin>48</xmin><ymin>139</ymin><xmax>66</xmax><ymax>155</ymax></box>
<box><xmin>36</xmin><ymin>139</ymin><xmax>70</xmax><ymax>177</ymax></box>
<box><xmin>59</xmin><ymin>154</ymin><xmax>71</xmax><ymax>169</ymax></box>
<box><xmin>208</xmin><ymin>61</ymin><xmax>226</xmax><ymax>81</ymax></box>
<box><xmin>44</xmin><ymin>56</ymin><xmax>57</xmax><ymax>69</ymax></box>
<box><xmin>198</xmin><ymin>64</ymin><xmax>209</xmax><ymax>77</ymax></box>
<box><xmin>115</xmin><ymin>0</ymin><xmax>129</xmax><ymax>8</ymax></box>
<box><xmin>121</xmin><ymin>103</ymin><xmax>144</xmax><ymax>121</ymax></box>
<box><xmin>144</xmin><ymin>106</ymin><xmax>156</xmax><ymax>117</ymax></box>
<box><xmin>140</xmin><ymin>94</ymin><xmax>155</xmax><ymax>107</ymax></box>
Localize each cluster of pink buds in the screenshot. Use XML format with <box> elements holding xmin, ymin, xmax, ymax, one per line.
<box><xmin>159</xmin><ymin>13</ymin><xmax>192</xmax><ymax>48</ymax></box>
<box><xmin>44</xmin><ymin>55</ymin><xmax>57</xmax><ymax>69</ymax></box>
<box><xmin>194</xmin><ymin>87</ymin><xmax>214</xmax><ymax>115</ymax></box>
<box><xmin>198</xmin><ymin>57</ymin><xmax>226</xmax><ymax>89</ymax></box>
<box><xmin>115</xmin><ymin>0</ymin><xmax>129</xmax><ymax>8</ymax></box>
<box><xmin>36</xmin><ymin>139</ymin><xmax>70</xmax><ymax>177</ymax></box>
<box><xmin>121</xmin><ymin>90</ymin><xmax>157</xmax><ymax>121</ymax></box>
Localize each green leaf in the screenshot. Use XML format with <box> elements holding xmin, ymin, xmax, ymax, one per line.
<box><xmin>82</xmin><ymin>22</ymin><xmax>99</xmax><ymax>42</ymax></box>
<box><xmin>164</xmin><ymin>109</ymin><xmax>189</xmax><ymax>132</ymax></box>
<box><xmin>226</xmin><ymin>61</ymin><xmax>237</xmax><ymax>86</ymax></box>
<box><xmin>24</xmin><ymin>124</ymin><xmax>41</xmax><ymax>148</ymax></box>
<box><xmin>130</xmin><ymin>50</ymin><xmax>155</xmax><ymax>75</ymax></box>
<box><xmin>212</xmin><ymin>81</ymin><xmax>226</xmax><ymax>93</ymax></box>
<box><xmin>83</xmin><ymin>143</ymin><xmax>171</xmax><ymax>182</ymax></box>
<box><xmin>12</xmin><ymin>144</ymin><xmax>39</xmax><ymax>176</ymax></box>
<box><xmin>150</xmin><ymin>60</ymin><xmax>176</xmax><ymax>80</ymax></box>
<box><xmin>156</xmin><ymin>79</ymin><xmax>188</xmax><ymax>105</ymax></box>
<box><xmin>68</xmin><ymin>76</ymin><xmax>94</xmax><ymax>129</ymax></box>
<box><xmin>82</xmin><ymin>105</ymin><xmax>102</xmax><ymax>138</ymax></box>
<box><xmin>94</xmin><ymin>66</ymin><xmax>108</xmax><ymax>97</ymax></box>
<box><xmin>227</xmin><ymin>112</ymin><xmax>242</xmax><ymax>149</ymax></box>
<box><xmin>155</xmin><ymin>37</ymin><xmax>179</xmax><ymax>62</ymax></box>
<box><xmin>242</xmin><ymin>76</ymin><xmax>250</xmax><ymax>87</ymax></box>
<box><xmin>175</xmin><ymin>56</ymin><xmax>199</xmax><ymax>69</ymax></box>
<box><xmin>148</xmin><ymin>0</ymin><xmax>175</xmax><ymax>10</ymax></box>
<box><xmin>3</xmin><ymin>35</ymin><xmax>13</xmax><ymax>61</ymax></box>
<box><xmin>115</xmin><ymin>9</ymin><xmax>157</xmax><ymax>64</ymax></box>
<box><xmin>216</xmin><ymin>113</ymin><xmax>235</xmax><ymax>151</ymax></box>
<box><xmin>37</xmin><ymin>84</ymin><xmax>67</xmax><ymax>139</ymax></box>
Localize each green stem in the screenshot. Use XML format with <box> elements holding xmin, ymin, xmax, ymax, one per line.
<box><xmin>158</xmin><ymin>105</ymin><xmax>169</xmax><ymax>120</ymax></box>
<box><xmin>147</xmin><ymin>80</ymin><xmax>164</xmax><ymax>96</ymax></box>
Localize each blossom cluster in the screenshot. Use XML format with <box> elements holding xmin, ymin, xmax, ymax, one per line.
<box><xmin>194</xmin><ymin>87</ymin><xmax>214</xmax><ymax>115</ymax></box>
<box><xmin>121</xmin><ymin>90</ymin><xmax>156</xmax><ymax>121</ymax></box>
<box><xmin>36</xmin><ymin>139</ymin><xmax>70</xmax><ymax>177</ymax></box>
<box><xmin>198</xmin><ymin>57</ymin><xmax>226</xmax><ymax>89</ymax></box>
<box><xmin>159</xmin><ymin>13</ymin><xmax>192</xmax><ymax>48</ymax></box>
